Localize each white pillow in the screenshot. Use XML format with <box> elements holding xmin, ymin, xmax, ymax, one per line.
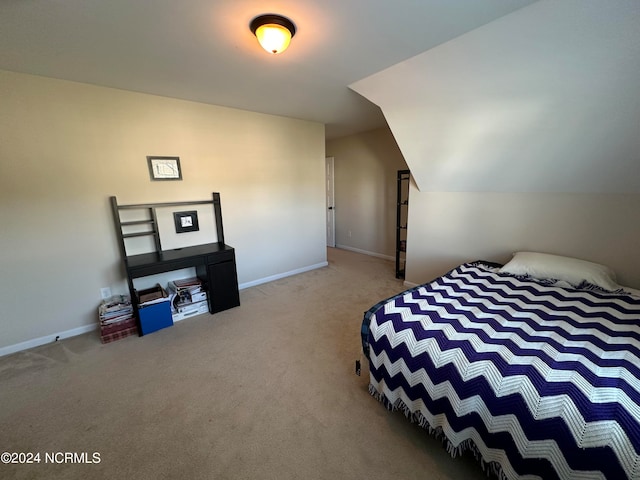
<box><xmin>620</xmin><ymin>285</ymin><xmax>640</xmax><ymax>297</ymax></box>
<box><xmin>499</xmin><ymin>251</ymin><xmax>619</xmax><ymax>291</ymax></box>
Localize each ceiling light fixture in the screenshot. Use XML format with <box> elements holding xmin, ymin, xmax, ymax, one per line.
<box><xmin>250</xmin><ymin>14</ymin><xmax>296</xmax><ymax>55</ymax></box>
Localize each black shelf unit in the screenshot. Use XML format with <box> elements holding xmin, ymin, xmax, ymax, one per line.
<box><xmin>110</xmin><ymin>192</ymin><xmax>240</xmax><ymax>332</ymax></box>
<box><xmin>396</xmin><ymin>170</ymin><xmax>410</xmax><ymax>279</ymax></box>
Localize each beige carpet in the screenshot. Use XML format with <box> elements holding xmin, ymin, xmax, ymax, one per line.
<box><xmin>0</xmin><ymin>247</ymin><xmax>486</xmax><ymax>480</ymax></box>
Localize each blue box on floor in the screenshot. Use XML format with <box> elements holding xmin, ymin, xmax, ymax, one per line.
<box><xmin>137</xmin><ymin>285</ymin><xmax>173</xmax><ymax>335</ymax></box>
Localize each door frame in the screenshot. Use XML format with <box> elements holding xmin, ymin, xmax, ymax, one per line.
<box><xmin>325</xmin><ymin>156</ymin><xmax>335</xmax><ymax>247</ymax></box>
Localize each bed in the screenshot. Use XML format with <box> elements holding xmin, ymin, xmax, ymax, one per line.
<box><xmin>361</xmin><ymin>252</ymin><xmax>640</xmax><ymax>480</ymax></box>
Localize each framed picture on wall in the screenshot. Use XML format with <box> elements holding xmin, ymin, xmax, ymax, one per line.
<box><xmin>147</xmin><ymin>156</ymin><xmax>182</xmax><ymax>180</ymax></box>
<box><xmin>173</xmin><ymin>211</ymin><xmax>199</xmax><ymax>233</ymax></box>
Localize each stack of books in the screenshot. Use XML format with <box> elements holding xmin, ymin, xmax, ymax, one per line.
<box><xmin>98</xmin><ymin>294</ymin><xmax>138</xmax><ymax>343</ymax></box>
<box><xmin>168</xmin><ymin>277</ymin><xmax>208</xmax><ymax>321</ymax></box>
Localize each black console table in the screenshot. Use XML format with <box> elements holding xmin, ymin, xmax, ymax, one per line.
<box><xmin>110</xmin><ymin>193</ymin><xmax>240</xmax><ymax>325</ymax></box>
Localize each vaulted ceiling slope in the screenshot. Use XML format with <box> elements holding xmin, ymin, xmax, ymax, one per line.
<box><xmin>351</xmin><ymin>0</ymin><xmax>640</xmax><ymax>193</ymax></box>
<box><xmin>0</xmin><ymin>0</ymin><xmax>536</xmax><ymax>139</ymax></box>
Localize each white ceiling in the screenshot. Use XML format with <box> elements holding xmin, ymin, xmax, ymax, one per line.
<box><xmin>0</xmin><ymin>0</ymin><xmax>536</xmax><ymax>139</ymax></box>
<box><xmin>352</xmin><ymin>0</ymin><xmax>640</xmax><ymax>193</ymax></box>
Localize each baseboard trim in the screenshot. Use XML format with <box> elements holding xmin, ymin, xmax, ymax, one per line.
<box><xmin>238</xmin><ymin>261</ymin><xmax>329</xmax><ymax>290</ymax></box>
<box><xmin>335</xmin><ymin>244</ymin><xmax>394</xmax><ymax>262</ymax></box>
<box><xmin>0</xmin><ymin>323</ymin><xmax>98</xmax><ymax>358</ymax></box>
<box><xmin>1</xmin><ymin>261</ymin><xmax>330</xmax><ymax>358</ymax></box>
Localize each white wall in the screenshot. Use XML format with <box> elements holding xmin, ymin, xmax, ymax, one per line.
<box><xmin>326</xmin><ymin>127</ymin><xmax>408</xmax><ymax>258</ymax></box>
<box><xmin>351</xmin><ymin>0</ymin><xmax>640</xmax><ymax>194</ymax></box>
<box><xmin>405</xmin><ymin>190</ymin><xmax>640</xmax><ymax>288</ymax></box>
<box><xmin>348</xmin><ymin>0</ymin><xmax>640</xmax><ymax>288</ymax></box>
<box><xmin>0</xmin><ymin>70</ymin><xmax>326</xmax><ymax>352</ymax></box>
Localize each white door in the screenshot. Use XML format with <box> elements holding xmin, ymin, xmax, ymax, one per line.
<box><xmin>325</xmin><ymin>157</ymin><xmax>335</xmax><ymax>247</ymax></box>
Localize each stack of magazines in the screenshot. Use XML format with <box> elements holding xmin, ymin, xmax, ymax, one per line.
<box><xmin>98</xmin><ymin>294</ymin><xmax>138</xmax><ymax>343</ymax></box>
<box><xmin>168</xmin><ymin>277</ymin><xmax>208</xmax><ymax>321</ymax></box>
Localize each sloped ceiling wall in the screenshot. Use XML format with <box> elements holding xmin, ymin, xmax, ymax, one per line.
<box><xmin>350</xmin><ymin>0</ymin><xmax>640</xmax><ymax>193</ymax></box>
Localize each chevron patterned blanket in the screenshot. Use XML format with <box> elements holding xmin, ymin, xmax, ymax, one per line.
<box><xmin>362</xmin><ymin>262</ymin><xmax>640</xmax><ymax>480</ymax></box>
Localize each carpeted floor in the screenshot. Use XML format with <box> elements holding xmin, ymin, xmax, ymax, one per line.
<box><xmin>0</xmin><ymin>247</ymin><xmax>486</xmax><ymax>479</ymax></box>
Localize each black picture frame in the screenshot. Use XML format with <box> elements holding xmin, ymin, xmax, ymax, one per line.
<box><xmin>173</xmin><ymin>210</ymin><xmax>199</xmax><ymax>233</ymax></box>
<box><xmin>147</xmin><ymin>156</ymin><xmax>182</xmax><ymax>181</ymax></box>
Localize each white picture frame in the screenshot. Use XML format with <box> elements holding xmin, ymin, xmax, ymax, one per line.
<box><xmin>147</xmin><ymin>156</ymin><xmax>182</xmax><ymax>181</ymax></box>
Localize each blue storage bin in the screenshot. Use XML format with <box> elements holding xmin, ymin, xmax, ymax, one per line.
<box><xmin>137</xmin><ymin>285</ymin><xmax>173</xmax><ymax>335</ymax></box>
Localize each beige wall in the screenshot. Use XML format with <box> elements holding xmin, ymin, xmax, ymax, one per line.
<box><xmin>405</xmin><ymin>190</ymin><xmax>640</xmax><ymax>289</ymax></box>
<box><xmin>326</xmin><ymin>127</ymin><xmax>407</xmax><ymax>258</ymax></box>
<box><xmin>325</xmin><ymin>130</ymin><xmax>640</xmax><ymax>290</ymax></box>
<box><xmin>0</xmin><ymin>70</ymin><xmax>326</xmax><ymax>352</ymax></box>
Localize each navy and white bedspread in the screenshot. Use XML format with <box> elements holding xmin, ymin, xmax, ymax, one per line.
<box><xmin>362</xmin><ymin>262</ymin><xmax>640</xmax><ymax>480</ymax></box>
